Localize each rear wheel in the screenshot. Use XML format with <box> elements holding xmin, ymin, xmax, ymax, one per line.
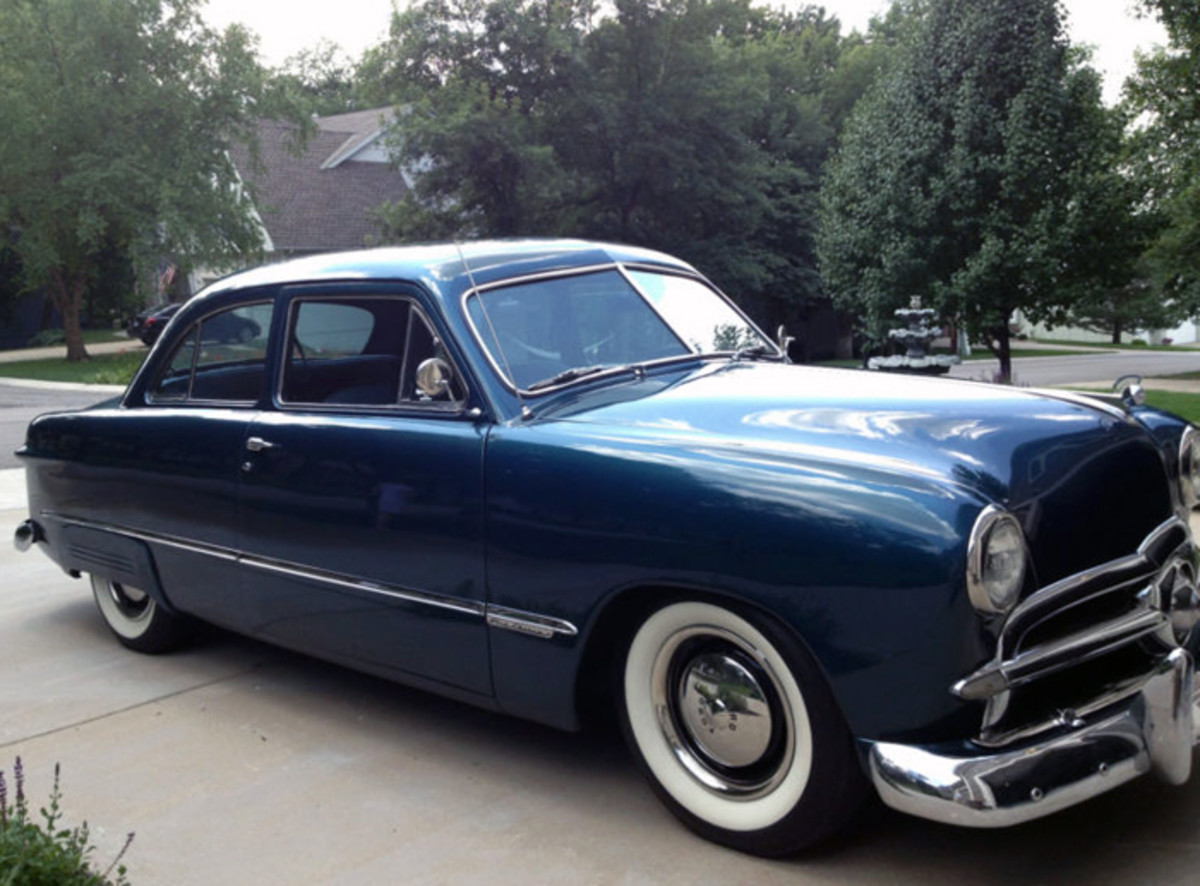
<box><xmin>90</xmin><ymin>574</ymin><xmax>188</xmax><ymax>654</ymax></box>
<box><xmin>619</xmin><ymin>600</ymin><xmax>865</xmax><ymax>856</ymax></box>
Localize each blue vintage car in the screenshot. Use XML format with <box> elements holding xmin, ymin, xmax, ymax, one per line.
<box><xmin>14</xmin><ymin>240</ymin><xmax>1200</xmax><ymax>855</ymax></box>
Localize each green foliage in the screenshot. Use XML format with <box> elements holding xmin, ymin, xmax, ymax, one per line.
<box><xmin>818</xmin><ymin>0</ymin><xmax>1125</xmax><ymax>381</ymax></box>
<box><xmin>0</xmin><ymin>0</ymin><xmax>309</xmax><ymax>361</ymax></box>
<box><xmin>1125</xmin><ymin>1</ymin><xmax>1200</xmax><ymax>314</ymax></box>
<box><xmin>273</xmin><ymin>40</ymin><xmax>363</xmax><ymax>116</ymax></box>
<box><xmin>0</xmin><ymin>758</ymin><xmax>133</xmax><ymax>886</ymax></box>
<box><xmin>24</xmin><ymin>329</ymin><xmax>65</xmax><ymax>348</ymax></box>
<box><xmin>367</xmin><ymin>0</ymin><xmax>887</xmax><ymax>329</ymax></box>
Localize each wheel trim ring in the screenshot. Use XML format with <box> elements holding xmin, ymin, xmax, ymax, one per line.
<box><xmin>651</xmin><ymin>625</ymin><xmax>796</xmax><ymax>801</ymax></box>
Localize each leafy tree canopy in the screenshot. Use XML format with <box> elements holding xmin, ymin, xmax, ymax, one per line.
<box><xmin>818</xmin><ymin>0</ymin><xmax>1128</xmax><ymax>380</ymax></box>
<box><xmin>0</xmin><ymin>0</ymin><xmax>307</xmax><ymax>359</ymax></box>
<box><xmin>1125</xmin><ymin>1</ymin><xmax>1200</xmax><ymax>314</ymax></box>
<box><xmin>365</xmin><ymin>0</ymin><xmax>886</xmax><ymax>330</ymax></box>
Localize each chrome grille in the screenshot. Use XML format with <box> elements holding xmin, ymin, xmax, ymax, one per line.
<box><xmin>954</xmin><ymin>517</ymin><xmax>1195</xmax><ymax>747</ymax></box>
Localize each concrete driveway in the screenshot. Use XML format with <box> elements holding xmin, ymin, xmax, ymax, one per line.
<box><xmin>4</xmin><ymin>493</ymin><xmax>1200</xmax><ymax>883</ymax></box>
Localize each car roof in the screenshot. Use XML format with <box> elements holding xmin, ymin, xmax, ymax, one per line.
<box><xmin>196</xmin><ymin>240</ymin><xmax>697</xmax><ymax>305</ymax></box>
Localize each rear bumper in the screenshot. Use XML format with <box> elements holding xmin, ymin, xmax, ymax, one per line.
<box><xmin>868</xmin><ymin>648</ymin><xmax>1196</xmax><ymax>827</ymax></box>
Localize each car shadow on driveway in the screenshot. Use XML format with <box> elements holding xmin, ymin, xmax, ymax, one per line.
<box><xmin>8</xmin><ymin>593</ymin><xmax>1200</xmax><ymax>884</ymax></box>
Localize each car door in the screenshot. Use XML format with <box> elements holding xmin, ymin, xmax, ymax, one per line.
<box><xmin>235</xmin><ymin>285</ymin><xmax>491</xmax><ymax>695</ymax></box>
<box><xmin>58</xmin><ymin>300</ymin><xmax>278</xmax><ymax>629</ymax></box>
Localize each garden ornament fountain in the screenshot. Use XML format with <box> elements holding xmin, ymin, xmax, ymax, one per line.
<box><xmin>867</xmin><ymin>296</ymin><xmax>960</xmax><ymax>375</ymax></box>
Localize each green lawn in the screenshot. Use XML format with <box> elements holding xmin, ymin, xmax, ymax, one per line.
<box><xmin>0</xmin><ymin>350</ymin><xmax>146</xmax><ymax>385</ymax></box>
<box><xmin>1143</xmin><ymin>390</ymin><xmax>1200</xmax><ymax>425</ymax></box>
<box><xmin>1035</xmin><ymin>337</ymin><xmax>1193</xmax><ymax>353</ymax></box>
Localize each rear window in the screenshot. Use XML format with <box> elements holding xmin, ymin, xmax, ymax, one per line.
<box><xmin>149</xmin><ymin>303</ymin><xmax>272</xmax><ymax>404</ymax></box>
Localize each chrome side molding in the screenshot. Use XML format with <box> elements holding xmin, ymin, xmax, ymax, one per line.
<box><xmin>40</xmin><ymin>512</ymin><xmax>579</xmax><ymax>641</ymax></box>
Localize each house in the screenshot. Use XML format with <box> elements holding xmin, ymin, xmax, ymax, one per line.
<box><xmin>190</xmin><ymin>106</ymin><xmax>411</xmax><ymax>290</ymax></box>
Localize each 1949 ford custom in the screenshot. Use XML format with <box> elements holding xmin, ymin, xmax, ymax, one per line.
<box><xmin>14</xmin><ymin>240</ymin><xmax>1200</xmax><ymax>855</ymax></box>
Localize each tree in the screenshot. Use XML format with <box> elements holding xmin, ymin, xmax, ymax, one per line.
<box><xmin>274</xmin><ymin>40</ymin><xmax>363</xmax><ymax>116</ymax></box>
<box><xmin>818</xmin><ymin>0</ymin><xmax>1119</xmax><ymax>381</ymax></box>
<box><xmin>1125</xmin><ymin>1</ymin><xmax>1200</xmax><ymax>314</ymax></box>
<box><xmin>0</xmin><ymin>0</ymin><xmax>303</xmax><ymax>360</ymax></box>
<box><xmin>367</xmin><ymin>0</ymin><xmax>877</xmax><ymax>332</ymax></box>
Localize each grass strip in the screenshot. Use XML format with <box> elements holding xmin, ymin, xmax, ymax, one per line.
<box><xmin>0</xmin><ymin>351</ymin><xmax>146</xmax><ymax>386</ymax></box>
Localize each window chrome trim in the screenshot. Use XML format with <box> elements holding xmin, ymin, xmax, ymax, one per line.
<box><xmin>43</xmin><ymin>513</ymin><xmax>579</xmax><ymax>638</ymax></box>
<box><xmin>459</xmin><ymin>262</ymin><xmax>779</xmax><ymax>398</ymax></box>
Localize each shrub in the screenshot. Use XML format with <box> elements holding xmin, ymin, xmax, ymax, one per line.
<box><xmin>0</xmin><ymin>758</ymin><xmax>133</xmax><ymax>886</ymax></box>
<box><xmin>25</xmin><ymin>330</ymin><xmax>65</xmax><ymax>348</ymax></box>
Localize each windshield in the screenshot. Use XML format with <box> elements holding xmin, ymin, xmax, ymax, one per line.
<box><xmin>466</xmin><ymin>268</ymin><xmax>772</xmax><ymax>391</ymax></box>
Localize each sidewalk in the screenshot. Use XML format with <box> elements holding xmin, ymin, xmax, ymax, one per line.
<box><xmin>0</xmin><ymin>336</ymin><xmax>145</xmax><ymax>364</ymax></box>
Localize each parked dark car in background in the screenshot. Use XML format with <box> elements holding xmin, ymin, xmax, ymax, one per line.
<box><xmin>126</xmin><ymin>302</ymin><xmax>180</xmax><ymax>346</ymax></box>
<box><xmin>15</xmin><ymin>241</ymin><xmax>1200</xmax><ymax>855</ymax></box>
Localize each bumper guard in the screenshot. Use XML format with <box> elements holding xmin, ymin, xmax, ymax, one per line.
<box><xmin>869</xmin><ymin>648</ymin><xmax>1196</xmax><ymax>827</ymax></box>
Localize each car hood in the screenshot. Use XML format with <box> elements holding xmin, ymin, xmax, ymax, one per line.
<box><xmin>541</xmin><ymin>362</ymin><xmax>1173</xmax><ymax>578</ymax></box>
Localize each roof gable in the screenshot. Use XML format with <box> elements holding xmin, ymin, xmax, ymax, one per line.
<box><xmin>228</xmin><ymin>107</ymin><xmax>407</xmax><ymax>254</ymax></box>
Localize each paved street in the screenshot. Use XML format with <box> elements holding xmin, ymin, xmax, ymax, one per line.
<box><xmin>948</xmin><ymin>347</ymin><xmax>1200</xmax><ymax>387</ymax></box>
<box><xmin>4</xmin><ymin>502</ymin><xmax>1200</xmax><ymax>883</ymax></box>
<box><xmin>0</xmin><ymin>380</ymin><xmax>124</xmax><ymax>468</ymax></box>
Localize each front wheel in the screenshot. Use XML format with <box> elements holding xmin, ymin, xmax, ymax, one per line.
<box><xmin>619</xmin><ymin>600</ymin><xmax>866</xmax><ymax>856</ymax></box>
<box><xmin>91</xmin><ymin>574</ymin><xmax>188</xmax><ymax>654</ymax></box>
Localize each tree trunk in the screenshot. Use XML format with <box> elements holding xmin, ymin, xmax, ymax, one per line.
<box><xmin>48</xmin><ymin>268</ymin><xmax>90</xmax><ymax>362</ymax></box>
<box><xmin>991</xmin><ymin>327</ymin><xmax>1013</xmax><ymax>384</ymax></box>
<box><xmin>1111</xmin><ymin>320</ymin><xmax>1122</xmax><ymax>345</ymax></box>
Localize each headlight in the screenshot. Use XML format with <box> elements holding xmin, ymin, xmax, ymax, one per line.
<box><xmin>967</xmin><ymin>506</ymin><xmax>1027</xmax><ymax>616</ymax></box>
<box><xmin>1179</xmin><ymin>427</ymin><xmax>1200</xmax><ymax>509</ymax></box>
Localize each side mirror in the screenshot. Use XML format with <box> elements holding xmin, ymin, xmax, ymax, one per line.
<box><xmin>416</xmin><ymin>357</ymin><xmax>454</xmax><ymax>399</ymax></box>
<box><xmin>777</xmin><ymin>325</ymin><xmax>796</xmax><ymax>364</ymax></box>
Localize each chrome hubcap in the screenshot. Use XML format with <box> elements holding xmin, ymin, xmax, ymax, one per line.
<box><xmin>677</xmin><ymin>653</ymin><xmax>773</xmax><ymax>768</ymax></box>
<box><xmin>651</xmin><ymin>626</ymin><xmax>793</xmax><ymax>799</ymax></box>
<box><xmin>106</xmin><ymin>580</ymin><xmax>151</xmax><ymax>620</ymax></box>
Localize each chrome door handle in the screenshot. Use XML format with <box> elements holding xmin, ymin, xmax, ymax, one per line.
<box><xmin>245</xmin><ymin>437</ymin><xmax>279</xmax><ymax>453</ymax></box>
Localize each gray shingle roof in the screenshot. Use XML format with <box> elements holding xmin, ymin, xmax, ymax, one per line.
<box><xmin>229</xmin><ymin>110</ymin><xmax>407</xmax><ymax>254</ymax></box>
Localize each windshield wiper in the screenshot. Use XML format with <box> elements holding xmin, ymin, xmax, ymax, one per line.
<box><xmin>732</xmin><ymin>344</ymin><xmax>777</xmax><ymax>361</ymax></box>
<box><xmin>527</xmin><ymin>365</ymin><xmax>612</xmax><ymax>391</ymax></box>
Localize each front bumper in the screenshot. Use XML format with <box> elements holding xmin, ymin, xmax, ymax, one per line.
<box><xmin>869</xmin><ymin>648</ymin><xmax>1196</xmax><ymax>827</ymax></box>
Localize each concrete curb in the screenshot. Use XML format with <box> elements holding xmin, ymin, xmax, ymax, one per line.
<box><xmin>0</xmin><ymin>377</ymin><xmax>126</xmax><ymax>394</ymax></box>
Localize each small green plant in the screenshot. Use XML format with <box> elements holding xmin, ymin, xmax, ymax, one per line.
<box><xmin>24</xmin><ymin>330</ymin><xmax>65</xmax><ymax>348</ymax></box>
<box><xmin>0</xmin><ymin>758</ymin><xmax>133</xmax><ymax>886</ymax></box>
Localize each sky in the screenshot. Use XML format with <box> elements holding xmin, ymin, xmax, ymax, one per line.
<box><xmin>200</xmin><ymin>0</ymin><xmax>1169</xmax><ymax>105</ymax></box>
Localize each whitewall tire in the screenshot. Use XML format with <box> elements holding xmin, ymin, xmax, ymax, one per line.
<box><xmin>619</xmin><ymin>600</ymin><xmax>865</xmax><ymax>856</ymax></box>
<box><xmin>91</xmin><ymin>574</ymin><xmax>187</xmax><ymax>654</ymax></box>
